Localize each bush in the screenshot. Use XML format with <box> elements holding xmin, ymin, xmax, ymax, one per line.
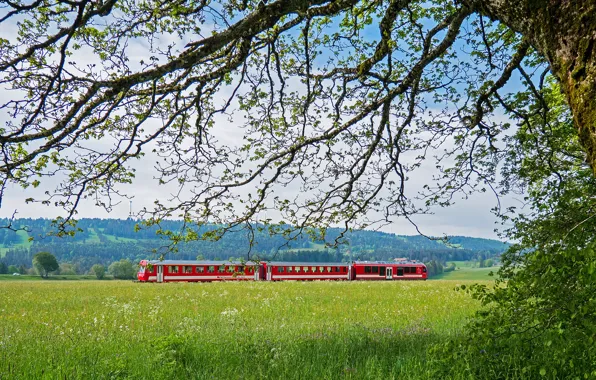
<box><xmin>443</xmin><ymin>262</ymin><xmax>456</xmax><ymax>272</ymax></box>
<box><xmin>91</xmin><ymin>264</ymin><xmax>106</xmax><ymax>280</ymax></box>
<box><xmin>108</xmin><ymin>260</ymin><xmax>135</xmax><ymax>279</ymax></box>
<box><xmin>58</xmin><ymin>263</ymin><xmax>76</xmax><ymax>275</ymax></box>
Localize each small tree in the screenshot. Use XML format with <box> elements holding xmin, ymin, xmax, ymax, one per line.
<box><xmin>108</xmin><ymin>260</ymin><xmax>135</xmax><ymax>280</ymax></box>
<box><xmin>32</xmin><ymin>252</ymin><xmax>59</xmax><ymax>278</ymax></box>
<box><xmin>8</xmin><ymin>265</ymin><xmax>18</xmax><ymax>274</ymax></box>
<box><xmin>91</xmin><ymin>264</ymin><xmax>105</xmax><ymax>280</ymax></box>
<box><xmin>0</xmin><ymin>262</ymin><xmax>7</xmax><ymax>274</ymax></box>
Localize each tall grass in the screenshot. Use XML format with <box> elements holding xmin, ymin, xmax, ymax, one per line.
<box><xmin>0</xmin><ymin>280</ymin><xmax>484</xmax><ymax>379</ymax></box>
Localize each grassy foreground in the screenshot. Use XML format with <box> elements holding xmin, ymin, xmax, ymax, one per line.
<box><xmin>0</xmin><ymin>280</ymin><xmax>485</xmax><ymax>379</ymax></box>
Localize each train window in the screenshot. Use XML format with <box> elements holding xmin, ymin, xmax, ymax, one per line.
<box><xmin>207</xmin><ymin>266</ymin><xmax>214</xmax><ymax>273</ymax></box>
<box><xmin>168</xmin><ymin>266</ymin><xmax>179</xmax><ymax>274</ymax></box>
<box><xmin>218</xmin><ymin>266</ymin><xmax>225</xmax><ymax>273</ymax></box>
<box><xmin>365</xmin><ymin>266</ymin><xmax>371</xmax><ymax>273</ymax></box>
<box><xmin>379</xmin><ymin>267</ymin><xmax>386</xmax><ymax>276</ymax></box>
<box><xmin>397</xmin><ymin>267</ymin><xmax>404</xmax><ymax>276</ymax></box>
<box><xmin>342</xmin><ymin>267</ymin><xmax>347</xmax><ymax>272</ymax></box>
<box><xmin>334</xmin><ymin>267</ymin><xmax>340</xmax><ymax>273</ymax></box>
<box><xmin>327</xmin><ymin>267</ymin><xmax>331</xmax><ymax>272</ymax></box>
<box><xmin>372</xmin><ymin>266</ymin><xmax>379</xmax><ymax>273</ymax></box>
<box><xmin>279</xmin><ymin>267</ymin><xmax>285</xmax><ymax>273</ymax></box>
<box><xmin>422</xmin><ymin>267</ymin><xmax>427</xmax><ymax>273</ymax></box>
<box><xmin>237</xmin><ymin>266</ymin><xmax>244</xmax><ymax>272</ymax></box>
<box><xmin>287</xmin><ymin>267</ymin><xmax>293</xmax><ymax>273</ymax></box>
<box><xmin>248</xmin><ymin>267</ymin><xmax>254</xmax><ymax>273</ymax></box>
<box><xmin>183</xmin><ymin>266</ymin><xmax>193</xmax><ymax>274</ymax></box>
<box><xmin>319</xmin><ymin>267</ymin><xmax>324</xmax><ymax>273</ymax></box>
<box><xmin>197</xmin><ymin>266</ymin><xmax>204</xmax><ymax>273</ymax></box>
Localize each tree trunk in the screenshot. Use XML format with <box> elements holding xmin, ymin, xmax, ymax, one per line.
<box><xmin>468</xmin><ymin>0</ymin><xmax>596</xmax><ymax>172</ymax></box>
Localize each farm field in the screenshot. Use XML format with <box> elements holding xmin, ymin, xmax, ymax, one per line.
<box><xmin>0</xmin><ymin>280</ymin><xmax>487</xmax><ymax>379</ymax></box>
<box><xmin>433</xmin><ymin>266</ymin><xmax>497</xmax><ymax>281</ymax></box>
<box><xmin>0</xmin><ymin>274</ymin><xmax>108</xmax><ymax>281</ymax></box>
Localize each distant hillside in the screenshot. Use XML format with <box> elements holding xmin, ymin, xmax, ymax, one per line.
<box><xmin>0</xmin><ymin>218</ymin><xmax>509</xmax><ymax>272</ymax></box>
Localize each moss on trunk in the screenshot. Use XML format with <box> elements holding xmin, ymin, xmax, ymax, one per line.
<box><xmin>469</xmin><ymin>0</ymin><xmax>596</xmax><ymax>172</ymax></box>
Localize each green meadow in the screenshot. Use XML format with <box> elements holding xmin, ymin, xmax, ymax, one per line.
<box><xmin>0</xmin><ymin>280</ymin><xmax>487</xmax><ymax>379</ymax></box>
<box><xmin>433</xmin><ymin>266</ymin><xmax>497</xmax><ymax>281</ymax></box>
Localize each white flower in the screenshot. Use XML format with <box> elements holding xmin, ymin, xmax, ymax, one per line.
<box><xmin>220</xmin><ymin>308</ymin><xmax>239</xmax><ymax>317</ymax></box>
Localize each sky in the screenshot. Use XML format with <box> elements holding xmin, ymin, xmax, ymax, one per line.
<box><xmin>0</xmin><ymin>5</ymin><xmax>521</xmax><ymax>241</ymax></box>
<box><xmin>0</xmin><ymin>145</ymin><xmax>513</xmax><ymax>240</ymax></box>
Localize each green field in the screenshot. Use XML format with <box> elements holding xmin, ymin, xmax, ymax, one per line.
<box><xmin>0</xmin><ymin>274</ymin><xmax>111</xmax><ymax>281</ymax></box>
<box><xmin>0</xmin><ymin>280</ymin><xmax>486</xmax><ymax>379</ymax></box>
<box><xmin>433</xmin><ymin>267</ymin><xmax>497</xmax><ymax>281</ymax></box>
<box><xmin>0</xmin><ymin>230</ymin><xmax>32</xmax><ymax>257</ymax></box>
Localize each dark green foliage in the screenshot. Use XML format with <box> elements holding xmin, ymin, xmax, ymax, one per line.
<box><xmin>424</xmin><ymin>260</ymin><xmax>444</xmax><ymax>277</ymax></box>
<box><xmin>32</xmin><ymin>251</ymin><xmax>59</xmax><ymax>278</ymax></box>
<box><xmin>108</xmin><ymin>260</ymin><xmax>136</xmax><ymax>280</ymax></box>
<box><xmin>429</xmin><ymin>78</ymin><xmax>596</xmax><ymax>378</ymax></box>
<box><xmin>0</xmin><ymin>261</ymin><xmax>7</xmax><ymax>274</ymax></box>
<box><xmin>91</xmin><ymin>264</ymin><xmax>105</xmax><ymax>280</ymax></box>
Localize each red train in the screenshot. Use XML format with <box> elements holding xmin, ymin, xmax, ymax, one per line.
<box><xmin>137</xmin><ymin>260</ymin><xmax>427</xmax><ymax>282</ymax></box>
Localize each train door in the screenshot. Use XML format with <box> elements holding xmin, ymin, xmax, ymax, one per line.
<box><xmin>254</xmin><ymin>266</ymin><xmax>260</xmax><ymax>281</ymax></box>
<box><xmin>266</xmin><ymin>266</ymin><xmax>272</xmax><ymax>281</ymax></box>
<box><xmin>157</xmin><ymin>265</ymin><xmax>164</xmax><ymax>283</ymax></box>
<box><xmin>386</xmin><ymin>267</ymin><xmax>393</xmax><ymax>280</ymax></box>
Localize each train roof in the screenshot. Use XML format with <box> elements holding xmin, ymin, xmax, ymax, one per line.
<box><xmin>142</xmin><ymin>260</ymin><xmax>425</xmax><ymax>266</ymax></box>
<box><xmin>144</xmin><ymin>260</ymin><xmax>260</xmax><ymax>266</ymax></box>
<box><xmin>266</xmin><ymin>262</ymin><xmax>350</xmax><ymax>266</ymax></box>
<box><xmin>353</xmin><ymin>260</ymin><xmax>424</xmax><ymax>265</ymax></box>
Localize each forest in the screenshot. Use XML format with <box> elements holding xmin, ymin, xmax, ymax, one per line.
<box><xmin>0</xmin><ymin>218</ymin><xmax>507</xmax><ymax>273</ymax></box>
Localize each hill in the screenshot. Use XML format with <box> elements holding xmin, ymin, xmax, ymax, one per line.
<box><xmin>0</xmin><ymin>218</ymin><xmax>508</xmax><ymax>272</ymax></box>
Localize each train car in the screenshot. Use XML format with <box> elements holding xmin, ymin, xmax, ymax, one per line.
<box><xmin>351</xmin><ymin>261</ymin><xmax>427</xmax><ymax>280</ymax></box>
<box><xmin>138</xmin><ymin>259</ymin><xmax>427</xmax><ymax>282</ymax></box>
<box><xmin>264</xmin><ymin>262</ymin><xmax>351</xmax><ymax>281</ymax></box>
<box><xmin>138</xmin><ymin>260</ymin><xmax>263</xmax><ymax>283</ymax></box>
